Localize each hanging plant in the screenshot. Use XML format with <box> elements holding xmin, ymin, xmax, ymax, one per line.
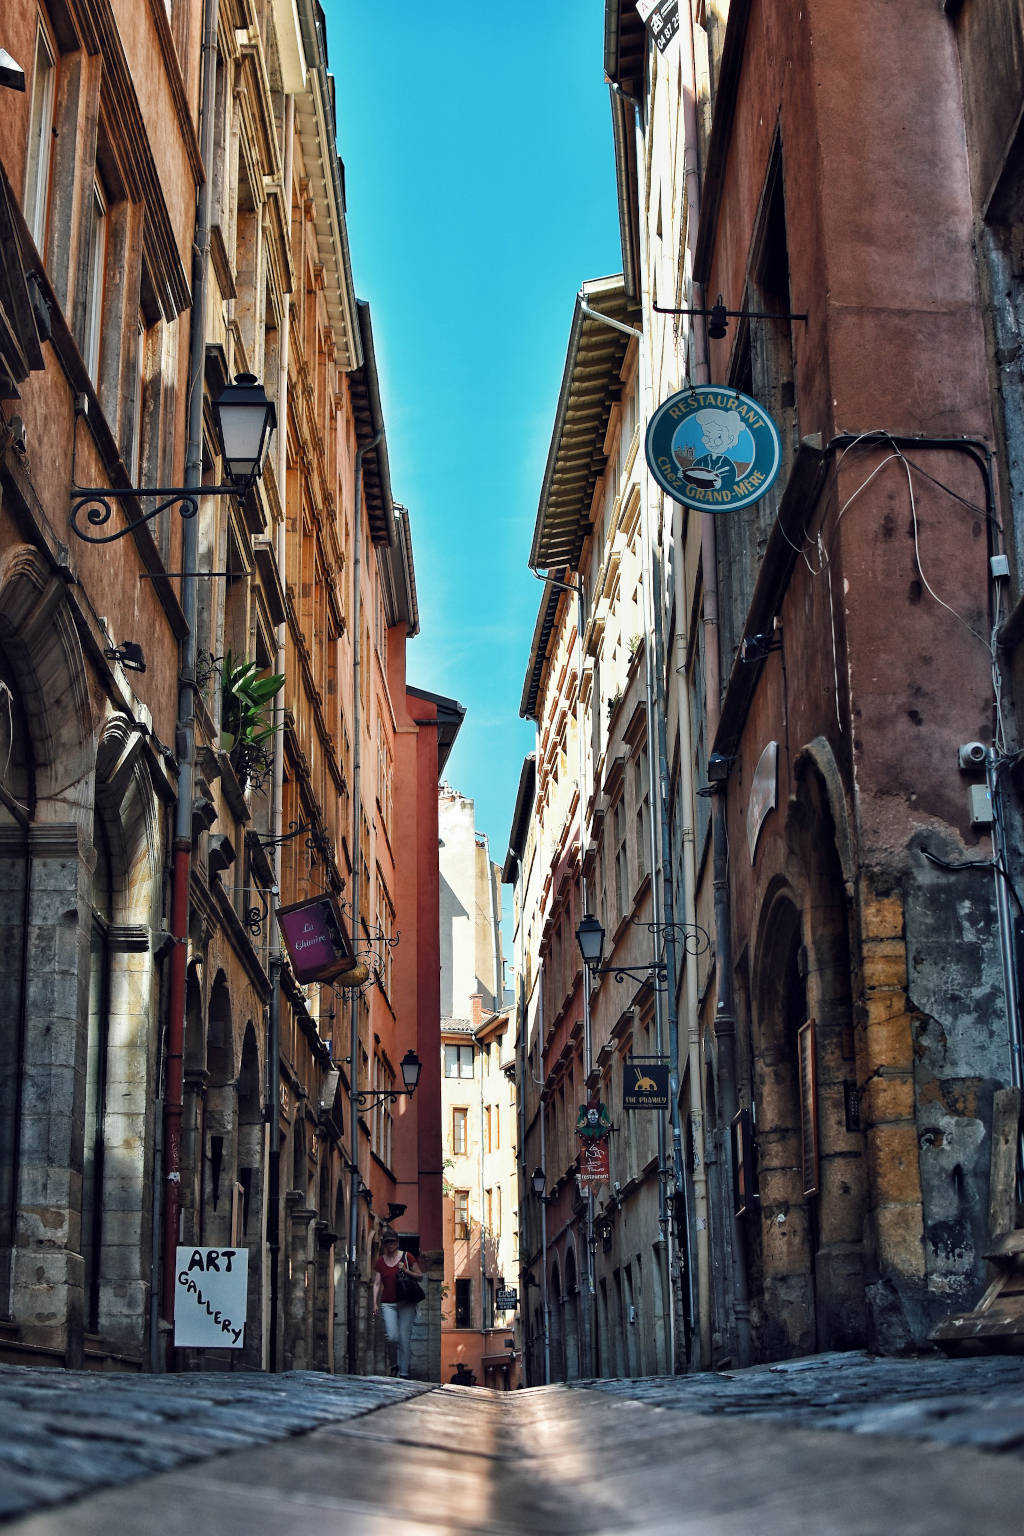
<box><xmin>220</xmin><ymin>651</ymin><xmax>285</xmax><ymax>783</ymax></box>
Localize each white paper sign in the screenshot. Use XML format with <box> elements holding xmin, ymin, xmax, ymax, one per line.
<box><xmin>174</xmin><ymin>1246</ymin><xmax>248</xmax><ymax>1347</ymax></box>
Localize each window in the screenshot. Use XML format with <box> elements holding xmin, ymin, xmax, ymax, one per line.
<box><xmin>371</xmin><ymin>1050</ymin><xmax>394</xmax><ymax>1166</ymax></box>
<box><xmin>454</xmin><ymin>1189</ymin><xmax>470</xmax><ymax>1241</ymax></box>
<box><xmin>377</xmin><ymin>879</ymin><xmax>395</xmax><ymax>998</ymax></box>
<box><xmin>493</xmin><ymin>1105</ymin><xmax>500</xmax><ymax>1151</ymax></box>
<box><xmin>635</xmin><ymin>748</ymin><xmax>651</xmax><ymax>879</ymax></box>
<box><xmin>484</xmin><ymin>1105</ymin><xmax>491</xmax><ymax>1153</ymax></box>
<box><xmin>613</xmin><ymin>793</ymin><xmax>629</xmax><ymax>920</ymax></box>
<box><xmin>82</xmin><ymin>181</ymin><xmax>107</xmax><ymax>382</ymax></box>
<box><xmin>484</xmin><ymin>1187</ymin><xmax>493</xmax><ymax>1231</ymax></box>
<box><xmin>454</xmin><ymin>1277</ymin><xmax>471</xmax><ymax>1327</ymax></box>
<box><xmin>129</xmin><ymin>312</ymin><xmax>145</xmax><ymax>483</ymax></box>
<box><xmin>452</xmin><ymin>1107</ymin><xmax>468</xmax><ymax>1155</ymax></box>
<box><xmin>24</xmin><ymin>18</ymin><xmax>57</xmax><ymax>250</ymax></box>
<box><xmin>485</xmin><ymin>1278</ymin><xmax>495</xmax><ymax>1329</ymax></box>
<box><xmin>444</xmin><ymin>1043</ymin><xmax>474</xmax><ymax>1079</ymax></box>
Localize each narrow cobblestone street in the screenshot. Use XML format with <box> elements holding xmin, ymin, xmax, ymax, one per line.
<box><xmin>2</xmin><ymin>1353</ymin><xmax>1022</xmax><ymax>1533</ymax></box>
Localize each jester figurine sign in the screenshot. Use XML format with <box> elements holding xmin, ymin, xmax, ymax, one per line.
<box><xmin>575</xmin><ymin>1095</ymin><xmax>612</xmax><ymax>1141</ymax></box>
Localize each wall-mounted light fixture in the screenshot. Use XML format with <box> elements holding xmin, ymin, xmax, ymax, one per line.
<box><xmin>69</xmin><ymin>374</ymin><xmax>276</xmax><ymax>544</ymax></box>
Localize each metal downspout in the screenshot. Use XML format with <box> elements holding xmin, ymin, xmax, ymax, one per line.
<box><xmin>161</xmin><ymin>0</ymin><xmax>220</xmax><ymax>1356</ymax></box>
<box><xmin>575</xmin><ymin>584</ymin><xmax>595</xmax><ymax>1380</ymax></box>
<box><xmin>677</xmin><ymin>1</ymin><xmax>750</xmax><ymax>1368</ymax></box>
<box><xmin>266</xmin><ymin>90</ymin><xmax>294</xmax><ymax>1372</ymax></box>
<box><xmin>613</xmin><ymin>76</ymin><xmax>686</xmax><ymax>1375</ymax></box>
<box><xmin>346</xmin><ymin>428</ymin><xmax>381</xmax><ymax>1373</ymax></box>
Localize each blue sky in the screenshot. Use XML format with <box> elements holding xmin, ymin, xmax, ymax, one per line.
<box><xmin>326</xmin><ymin>2</ymin><xmax>621</xmax><ymax>901</ymax></box>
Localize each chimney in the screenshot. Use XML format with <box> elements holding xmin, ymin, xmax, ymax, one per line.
<box><xmin>470</xmin><ymin>993</ymin><xmax>483</xmax><ymax>1029</ymax></box>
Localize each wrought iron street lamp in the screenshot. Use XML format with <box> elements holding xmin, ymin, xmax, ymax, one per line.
<box><xmin>532</xmin><ymin>1166</ymin><xmax>548</xmax><ymax>1200</ymax></box>
<box><xmin>351</xmin><ymin>1048</ymin><xmax>422</xmax><ymax>1108</ymax></box>
<box><xmin>69</xmin><ymin>373</ymin><xmax>276</xmax><ymax>544</ymax></box>
<box><xmin>575</xmin><ymin>913</ymin><xmax>667</xmax><ymax>988</ymax></box>
<box><xmin>575</xmin><ymin>912</ymin><xmax>711</xmax><ymax>990</ymax></box>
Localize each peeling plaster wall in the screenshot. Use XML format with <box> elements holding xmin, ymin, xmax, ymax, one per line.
<box><xmin>904</xmin><ymin>836</ymin><xmax>1006</xmax><ymax>1322</ymax></box>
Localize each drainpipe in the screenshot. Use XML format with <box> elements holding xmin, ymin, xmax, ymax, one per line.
<box><xmin>587</xmin><ymin>105</ymin><xmax>688</xmax><ymax>1371</ymax></box>
<box><xmin>346</xmin><ymin>427</ymin><xmax>381</xmax><ymax>1373</ymax></box>
<box><xmin>539</xmin><ymin>1071</ymin><xmax>550</xmax><ymax>1385</ymax></box>
<box><xmin>161</xmin><ymin>0</ymin><xmax>220</xmax><ymax>1353</ymax></box>
<box><xmin>266</xmin><ymin>90</ymin><xmax>295</xmax><ymax>1372</ymax></box>
<box><xmin>675</xmin><ymin>0</ymin><xmax>750</xmax><ymax>1368</ymax></box>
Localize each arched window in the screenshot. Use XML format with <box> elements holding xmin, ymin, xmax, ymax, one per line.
<box><xmin>83</xmin><ymin>810</ymin><xmax>113</xmax><ymax>1331</ymax></box>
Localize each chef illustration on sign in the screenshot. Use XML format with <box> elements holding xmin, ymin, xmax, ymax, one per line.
<box><xmin>673</xmin><ymin>406</ymin><xmax>751</xmax><ymax>494</ymax></box>
<box><xmin>645</xmin><ymin>384</ymin><xmax>782</xmax><ymax>512</ymax></box>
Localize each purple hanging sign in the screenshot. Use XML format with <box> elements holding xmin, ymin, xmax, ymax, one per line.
<box><xmin>276</xmin><ymin>893</ymin><xmax>354</xmax><ymax>983</ymax></box>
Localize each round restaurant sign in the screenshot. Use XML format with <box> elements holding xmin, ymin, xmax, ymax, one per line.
<box><xmin>644</xmin><ymin>384</ymin><xmax>781</xmax><ymax>512</ymax></box>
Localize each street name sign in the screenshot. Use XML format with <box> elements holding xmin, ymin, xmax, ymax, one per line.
<box><xmin>174</xmin><ymin>1247</ymin><xmax>248</xmax><ymax>1348</ymax></box>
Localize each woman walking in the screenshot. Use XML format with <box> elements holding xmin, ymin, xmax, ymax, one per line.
<box><xmin>372</xmin><ymin>1228</ymin><xmax>423</xmax><ymax>1377</ymax></box>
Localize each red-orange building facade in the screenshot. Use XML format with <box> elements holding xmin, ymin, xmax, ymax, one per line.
<box><xmin>0</xmin><ymin>0</ymin><xmax>456</xmax><ymax>1377</ymax></box>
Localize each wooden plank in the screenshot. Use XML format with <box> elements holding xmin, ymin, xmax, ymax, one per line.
<box><xmin>988</xmin><ymin>1086</ymin><xmax>1022</xmax><ymax>1238</ymax></box>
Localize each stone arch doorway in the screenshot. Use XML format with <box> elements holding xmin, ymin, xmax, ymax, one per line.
<box><xmin>313</xmin><ymin>1155</ymin><xmax>334</xmax><ymax>1369</ymax></box>
<box><xmin>549</xmin><ymin>1258</ymin><xmax>564</xmax><ymax>1381</ymax></box>
<box><xmin>333</xmin><ymin>1176</ymin><xmax>348</xmax><ymax>1373</ymax></box>
<box><xmin>202</xmin><ymin>972</ymin><xmax>236</xmax><ymax>1248</ymax></box>
<box><xmin>0</xmin><ymin>648</ymin><xmax>35</xmax><ymax>1314</ymax></box>
<box><xmin>752</xmin><ymin>780</ymin><xmax>868</xmax><ymax>1359</ymax></box>
<box><xmin>236</xmin><ymin>1021</ymin><xmax>263</xmax><ymax>1365</ymax></box>
<box><xmin>563</xmin><ymin>1245</ymin><xmax>581</xmax><ymax>1380</ymax></box>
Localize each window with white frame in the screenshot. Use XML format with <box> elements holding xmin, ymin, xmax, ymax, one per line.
<box><xmin>444</xmin><ymin>1042</ymin><xmax>474</xmax><ymax>1079</ymax></box>
<box><xmin>23</xmin><ymin>17</ymin><xmax>57</xmax><ymax>251</ymax></box>
<box><xmin>452</xmin><ymin>1106</ymin><xmax>468</xmax><ymax>1155</ymax></box>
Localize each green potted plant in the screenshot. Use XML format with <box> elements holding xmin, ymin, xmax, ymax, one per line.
<box><xmin>220</xmin><ymin>651</ymin><xmax>285</xmax><ymax>788</ymax></box>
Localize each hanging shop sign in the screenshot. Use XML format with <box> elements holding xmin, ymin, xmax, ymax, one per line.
<box><xmin>575</xmin><ymin>1098</ymin><xmax>612</xmax><ymax>1140</ymax></box>
<box><xmin>636</xmin><ymin>0</ymin><xmax>680</xmax><ymax>53</ymax></box>
<box><xmin>623</xmin><ymin>1059</ymin><xmax>671</xmax><ymax>1111</ymax></box>
<box><xmin>645</xmin><ymin>385</ymin><xmax>782</xmax><ymax>512</ymax></box>
<box><xmin>496</xmin><ymin>1287</ymin><xmax>519</xmax><ymax>1312</ymax></box>
<box><xmin>747</xmin><ymin>740</ymin><xmax>779</xmax><ymax>863</ymax></box>
<box><xmin>174</xmin><ymin>1247</ymin><xmax>248</xmax><ymax>1348</ymax></box>
<box><xmin>276</xmin><ymin>892</ymin><xmax>354</xmax><ymax>984</ymax></box>
<box><xmin>578</xmin><ymin>1138</ymin><xmax>610</xmax><ymax>1190</ymax></box>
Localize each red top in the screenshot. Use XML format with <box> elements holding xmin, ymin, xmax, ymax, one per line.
<box><xmin>375</xmin><ymin>1253</ymin><xmax>413</xmax><ymax>1304</ymax></box>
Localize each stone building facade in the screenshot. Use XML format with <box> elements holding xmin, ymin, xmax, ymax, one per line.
<box><xmin>509</xmin><ymin>280</ymin><xmax>678</xmax><ymax>1383</ymax></box>
<box><xmin>438</xmin><ymin>787</ymin><xmax>521</xmax><ymax>1387</ymax></box>
<box><xmin>508</xmin><ymin>0</ymin><xmax>1021</xmax><ymax>1384</ymax></box>
<box><xmin>0</xmin><ymin>0</ymin><xmax>451</xmax><ymax>1375</ymax></box>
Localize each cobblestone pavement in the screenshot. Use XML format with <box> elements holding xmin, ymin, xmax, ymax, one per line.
<box><xmin>0</xmin><ymin>1365</ymin><xmax>427</xmax><ymax>1522</ymax></box>
<box><xmin>2</xmin><ymin>1356</ymin><xmax>1024</xmax><ymax>1533</ymax></box>
<box><xmin>577</xmin><ymin>1349</ymin><xmax>1024</xmax><ymax>1453</ymax></box>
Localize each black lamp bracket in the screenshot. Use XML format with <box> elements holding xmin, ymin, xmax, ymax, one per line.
<box><xmin>652</xmin><ymin>293</ymin><xmax>809</xmax><ymax>334</ymax></box>
<box><xmin>69</xmin><ymin>401</ymin><xmax>253</xmax><ymax>544</ymax></box>
<box><xmin>593</xmin><ymin>958</ymin><xmax>668</xmax><ymax>991</ymax></box>
<box><xmin>352</xmin><ymin>1086</ymin><xmax>410</xmax><ymax>1108</ymax></box>
<box><xmin>630</xmin><ymin>917</ymin><xmax>712</xmax><ymax>959</ymax></box>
